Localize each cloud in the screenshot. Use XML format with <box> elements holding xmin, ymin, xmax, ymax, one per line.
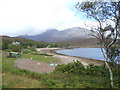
<box><xmin>0</xmin><ymin>0</ymin><xmax>95</xmax><ymax>36</ymax></box>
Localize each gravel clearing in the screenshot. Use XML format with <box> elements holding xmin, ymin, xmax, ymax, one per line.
<box><xmin>15</xmin><ymin>59</ymin><xmax>54</xmax><ymax>73</ymax></box>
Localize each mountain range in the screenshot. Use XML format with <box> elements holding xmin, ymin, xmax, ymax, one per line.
<box><xmin>19</xmin><ymin>27</ymin><xmax>92</xmax><ymax>42</ymax></box>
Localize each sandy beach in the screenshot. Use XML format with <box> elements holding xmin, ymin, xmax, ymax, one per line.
<box><xmin>36</xmin><ymin>48</ymin><xmax>104</xmax><ymax>66</ymax></box>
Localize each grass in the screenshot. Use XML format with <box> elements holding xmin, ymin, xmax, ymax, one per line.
<box><xmin>2</xmin><ymin>50</ymin><xmax>60</xmax><ymax>73</ymax></box>
<box><xmin>2</xmin><ymin>72</ymin><xmax>45</xmax><ymax>88</ymax></box>
<box><xmin>20</xmin><ymin>50</ymin><xmax>60</xmax><ymax>63</ymax></box>
<box><xmin>2</xmin><ymin>50</ymin><xmax>60</xmax><ymax>88</ymax></box>
<box><xmin>20</xmin><ymin>53</ymin><xmax>60</xmax><ymax>63</ymax></box>
<box><xmin>2</xmin><ymin>49</ymin><xmax>120</xmax><ymax>88</ymax></box>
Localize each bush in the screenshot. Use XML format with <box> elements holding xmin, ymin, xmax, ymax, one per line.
<box><xmin>29</xmin><ymin>47</ymin><xmax>36</xmax><ymax>51</ymax></box>
<box><xmin>45</xmin><ymin>79</ymin><xmax>60</xmax><ymax>87</ymax></box>
<box><xmin>85</xmin><ymin>64</ymin><xmax>109</xmax><ymax>77</ymax></box>
<box><xmin>54</xmin><ymin>61</ymin><xmax>85</xmax><ymax>75</ymax></box>
<box><xmin>22</xmin><ymin>49</ymin><xmax>31</xmax><ymax>54</ymax></box>
<box><xmin>54</xmin><ymin>61</ymin><xmax>120</xmax><ymax>78</ymax></box>
<box><xmin>9</xmin><ymin>44</ymin><xmax>21</xmax><ymax>52</ymax></box>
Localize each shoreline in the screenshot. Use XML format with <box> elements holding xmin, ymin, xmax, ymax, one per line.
<box><xmin>53</xmin><ymin>49</ymin><xmax>104</xmax><ymax>62</ymax></box>
<box><xmin>36</xmin><ymin>48</ymin><xmax>104</xmax><ymax>66</ymax></box>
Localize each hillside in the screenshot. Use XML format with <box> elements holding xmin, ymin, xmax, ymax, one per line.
<box><xmin>1</xmin><ymin>36</ymin><xmax>48</xmax><ymax>49</ymax></box>
<box><xmin>57</xmin><ymin>38</ymin><xmax>100</xmax><ymax>47</ymax></box>
<box><xmin>59</xmin><ymin>38</ymin><xmax>120</xmax><ymax>47</ymax></box>
<box><xmin>1</xmin><ymin>35</ymin><xmax>36</xmax><ymax>42</ymax></box>
<box><xmin>1</xmin><ymin>36</ymin><xmax>68</xmax><ymax>49</ymax></box>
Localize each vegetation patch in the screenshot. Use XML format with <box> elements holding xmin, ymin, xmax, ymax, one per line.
<box><xmin>2</xmin><ymin>49</ymin><xmax>120</xmax><ymax>88</ymax></box>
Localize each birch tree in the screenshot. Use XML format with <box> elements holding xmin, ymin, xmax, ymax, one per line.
<box><xmin>76</xmin><ymin>1</ymin><xmax>120</xmax><ymax>88</ymax></box>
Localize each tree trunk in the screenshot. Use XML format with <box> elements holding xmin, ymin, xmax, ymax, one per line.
<box><xmin>105</xmin><ymin>57</ymin><xmax>114</xmax><ymax>88</ymax></box>
<box><xmin>101</xmin><ymin>48</ymin><xmax>114</xmax><ymax>88</ymax></box>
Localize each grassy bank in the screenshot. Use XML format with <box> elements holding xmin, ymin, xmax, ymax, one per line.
<box><xmin>2</xmin><ymin>49</ymin><xmax>120</xmax><ymax>88</ymax></box>
<box><xmin>2</xmin><ymin>50</ymin><xmax>60</xmax><ymax>88</ymax></box>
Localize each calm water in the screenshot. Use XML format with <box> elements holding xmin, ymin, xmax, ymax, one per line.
<box><xmin>56</xmin><ymin>48</ymin><xmax>105</xmax><ymax>61</ymax></box>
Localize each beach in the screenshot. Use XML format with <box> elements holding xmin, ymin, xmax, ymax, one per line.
<box><xmin>36</xmin><ymin>48</ymin><xmax>104</xmax><ymax>66</ymax></box>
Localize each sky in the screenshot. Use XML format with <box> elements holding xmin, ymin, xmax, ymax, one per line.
<box><xmin>0</xmin><ymin>0</ymin><xmax>98</xmax><ymax>36</ymax></box>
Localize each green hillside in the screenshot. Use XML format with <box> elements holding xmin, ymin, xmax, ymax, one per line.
<box><xmin>1</xmin><ymin>36</ymin><xmax>67</xmax><ymax>50</ymax></box>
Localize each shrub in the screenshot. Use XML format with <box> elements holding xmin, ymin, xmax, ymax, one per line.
<box><xmin>54</xmin><ymin>60</ymin><xmax>85</xmax><ymax>75</ymax></box>
<box><xmin>44</xmin><ymin>79</ymin><xmax>60</xmax><ymax>87</ymax></box>
<box><xmin>29</xmin><ymin>47</ymin><xmax>36</xmax><ymax>51</ymax></box>
<box><xmin>85</xmin><ymin>64</ymin><xmax>109</xmax><ymax>77</ymax></box>
<box><xmin>8</xmin><ymin>44</ymin><xmax>21</xmax><ymax>52</ymax></box>
<box><xmin>22</xmin><ymin>49</ymin><xmax>31</xmax><ymax>54</ymax></box>
<box><xmin>54</xmin><ymin>61</ymin><xmax>120</xmax><ymax>78</ymax></box>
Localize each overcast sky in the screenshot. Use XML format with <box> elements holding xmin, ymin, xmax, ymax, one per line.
<box><xmin>0</xmin><ymin>0</ymin><xmax>98</xmax><ymax>36</ymax></box>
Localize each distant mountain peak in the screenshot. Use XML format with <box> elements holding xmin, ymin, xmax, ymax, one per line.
<box><xmin>18</xmin><ymin>27</ymin><xmax>92</xmax><ymax>42</ymax></box>
<box><xmin>46</xmin><ymin>28</ymin><xmax>58</xmax><ymax>31</ymax></box>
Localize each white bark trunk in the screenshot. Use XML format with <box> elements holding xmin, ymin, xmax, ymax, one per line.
<box><xmin>105</xmin><ymin>56</ymin><xmax>114</xmax><ymax>88</ymax></box>
<box><xmin>101</xmin><ymin>48</ymin><xmax>114</xmax><ymax>88</ymax></box>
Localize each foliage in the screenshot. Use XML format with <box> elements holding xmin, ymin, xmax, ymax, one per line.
<box><xmin>76</xmin><ymin>2</ymin><xmax>120</xmax><ymax>62</ymax></box>
<box><xmin>8</xmin><ymin>44</ymin><xmax>21</xmax><ymax>52</ymax></box>
<box><xmin>54</xmin><ymin>60</ymin><xmax>85</xmax><ymax>75</ymax></box>
<box><xmin>85</xmin><ymin>64</ymin><xmax>109</xmax><ymax>77</ymax></box>
<box><xmin>2</xmin><ymin>40</ymin><xmax>11</xmax><ymax>49</ymax></box>
<box><xmin>76</xmin><ymin>1</ymin><xmax>120</xmax><ymax>88</ymax></box>
<box><xmin>22</xmin><ymin>49</ymin><xmax>32</xmax><ymax>54</ymax></box>
<box><xmin>107</xmin><ymin>46</ymin><xmax>120</xmax><ymax>65</ymax></box>
<box><xmin>54</xmin><ymin>61</ymin><xmax>120</xmax><ymax>77</ymax></box>
<box><xmin>49</xmin><ymin>61</ymin><xmax>120</xmax><ymax>88</ymax></box>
